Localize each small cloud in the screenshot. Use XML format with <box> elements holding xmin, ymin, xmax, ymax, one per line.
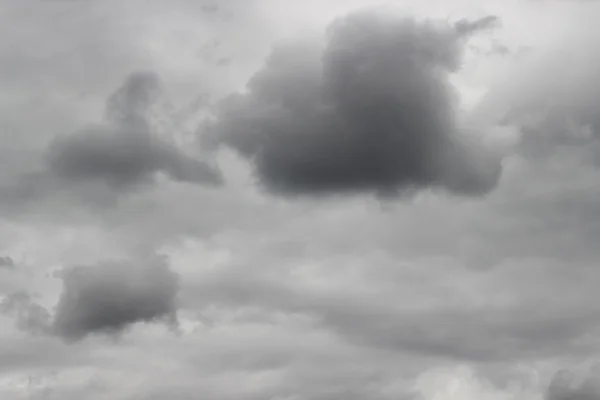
<box><xmin>454</xmin><ymin>15</ymin><xmax>500</xmax><ymax>37</ymax></box>
<box><xmin>0</xmin><ymin>255</ymin><xmax>14</xmax><ymax>268</ymax></box>
<box><xmin>490</xmin><ymin>42</ymin><xmax>511</xmax><ymax>56</ymax></box>
<box><xmin>216</xmin><ymin>56</ymin><xmax>231</xmax><ymax>66</ymax></box>
<box><xmin>46</xmin><ymin>124</ymin><xmax>222</xmax><ymax>189</ymax></box>
<box><xmin>52</xmin><ymin>256</ymin><xmax>180</xmax><ymax>342</ymax></box>
<box><xmin>546</xmin><ymin>369</ymin><xmax>600</xmax><ymax>400</ymax></box>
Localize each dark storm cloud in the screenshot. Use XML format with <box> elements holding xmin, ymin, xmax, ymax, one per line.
<box><xmin>203</xmin><ymin>9</ymin><xmax>502</xmax><ymax>197</ymax></box>
<box><xmin>47</xmin><ymin>72</ymin><xmax>222</xmax><ymax>189</ymax></box>
<box><xmin>52</xmin><ymin>256</ymin><xmax>179</xmax><ymax>341</ymax></box>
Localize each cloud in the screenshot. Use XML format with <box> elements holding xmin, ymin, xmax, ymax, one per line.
<box><xmin>4</xmin><ymin>2</ymin><xmax>600</xmax><ymax>400</ymax></box>
<box><xmin>1</xmin><ymin>292</ymin><xmax>51</xmax><ymax>335</ymax></box>
<box><xmin>476</xmin><ymin>4</ymin><xmax>600</xmax><ymax>162</ymax></box>
<box><xmin>0</xmin><ymin>256</ymin><xmax>14</xmax><ymax>268</ymax></box>
<box><xmin>47</xmin><ymin>71</ymin><xmax>222</xmax><ymax>189</ymax></box>
<box><xmin>52</xmin><ymin>256</ymin><xmax>179</xmax><ymax>341</ymax></box>
<box><xmin>186</xmin><ymin>259</ymin><xmax>600</xmax><ymax>364</ymax></box>
<box><xmin>0</xmin><ymin>71</ymin><xmax>222</xmax><ymax>219</ymax></box>
<box><xmin>454</xmin><ymin>15</ymin><xmax>500</xmax><ymax>37</ymax></box>
<box><xmin>413</xmin><ymin>365</ymin><xmax>539</xmax><ymax>400</ymax></box>
<box><xmin>46</xmin><ymin>124</ymin><xmax>221</xmax><ymax>189</ymax></box>
<box><xmin>547</xmin><ymin>369</ymin><xmax>600</xmax><ymax>400</ymax></box>
<box><xmin>203</xmin><ymin>9</ymin><xmax>502</xmax><ymax>198</ymax></box>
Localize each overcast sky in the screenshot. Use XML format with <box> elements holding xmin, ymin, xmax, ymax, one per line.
<box><xmin>2</xmin><ymin>0</ymin><xmax>600</xmax><ymax>399</ymax></box>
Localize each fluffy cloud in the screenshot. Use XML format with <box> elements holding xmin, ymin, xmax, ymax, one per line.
<box><xmin>203</xmin><ymin>9</ymin><xmax>501</xmax><ymax>197</ymax></box>
<box><xmin>52</xmin><ymin>256</ymin><xmax>179</xmax><ymax>341</ymax></box>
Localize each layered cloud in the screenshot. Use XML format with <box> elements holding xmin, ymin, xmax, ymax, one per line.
<box><xmin>203</xmin><ymin>9</ymin><xmax>502</xmax><ymax>197</ymax></box>
<box><xmin>475</xmin><ymin>0</ymin><xmax>600</xmax><ymax>161</ymax></box>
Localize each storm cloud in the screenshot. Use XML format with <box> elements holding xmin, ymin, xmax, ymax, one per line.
<box><xmin>203</xmin><ymin>9</ymin><xmax>501</xmax><ymax>197</ymax></box>
<box><xmin>52</xmin><ymin>256</ymin><xmax>179</xmax><ymax>341</ymax></box>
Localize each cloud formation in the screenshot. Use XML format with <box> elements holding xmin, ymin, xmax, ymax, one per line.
<box><xmin>0</xmin><ymin>71</ymin><xmax>222</xmax><ymax>218</ymax></box>
<box><xmin>52</xmin><ymin>256</ymin><xmax>179</xmax><ymax>341</ymax></box>
<box><xmin>47</xmin><ymin>72</ymin><xmax>222</xmax><ymax>190</ymax></box>
<box><xmin>203</xmin><ymin>9</ymin><xmax>501</xmax><ymax>197</ymax></box>
<box><xmin>3</xmin><ymin>1</ymin><xmax>600</xmax><ymax>399</ymax></box>
<box><xmin>0</xmin><ymin>256</ymin><xmax>14</xmax><ymax>268</ymax></box>
<box><xmin>47</xmin><ymin>124</ymin><xmax>221</xmax><ymax>189</ymax></box>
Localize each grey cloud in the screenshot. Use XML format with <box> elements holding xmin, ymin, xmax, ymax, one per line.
<box><xmin>547</xmin><ymin>370</ymin><xmax>600</xmax><ymax>400</ymax></box>
<box><xmin>201</xmin><ymin>3</ymin><xmax>220</xmax><ymax>14</ymax></box>
<box><xmin>47</xmin><ymin>124</ymin><xmax>221</xmax><ymax>189</ymax></box>
<box><xmin>476</xmin><ymin>12</ymin><xmax>600</xmax><ymax>161</ymax></box>
<box><xmin>203</xmin><ymin>10</ymin><xmax>501</xmax><ymax>198</ymax></box>
<box><xmin>0</xmin><ymin>256</ymin><xmax>14</xmax><ymax>268</ymax></box>
<box><xmin>104</xmin><ymin>71</ymin><xmax>162</xmax><ymax>130</ymax></box>
<box><xmin>1</xmin><ymin>292</ymin><xmax>51</xmax><ymax>335</ymax></box>
<box><xmin>454</xmin><ymin>16</ymin><xmax>500</xmax><ymax>37</ymax></box>
<box><xmin>47</xmin><ymin>72</ymin><xmax>222</xmax><ymax>189</ymax></box>
<box><xmin>0</xmin><ymin>337</ymin><xmax>91</xmax><ymax>374</ymax></box>
<box><xmin>0</xmin><ymin>72</ymin><xmax>222</xmax><ymax>218</ymax></box>
<box><xmin>52</xmin><ymin>256</ymin><xmax>179</xmax><ymax>341</ymax></box>
<box><xmin>187</xmin><ymin>262</ymin><xmax>600</xmax><ymax>364</ymax></box>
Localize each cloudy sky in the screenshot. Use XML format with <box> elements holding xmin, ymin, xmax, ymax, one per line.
<box><xmin>2</xmin><ymin>0</ymin><xmax>600</xmax><ymax>399</ymax></box>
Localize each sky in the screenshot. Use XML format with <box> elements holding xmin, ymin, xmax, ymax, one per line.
<box><xmin>1</xmin><ymin>0</ymin><xmax>600</xmax><ymax>399</ymax></box>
